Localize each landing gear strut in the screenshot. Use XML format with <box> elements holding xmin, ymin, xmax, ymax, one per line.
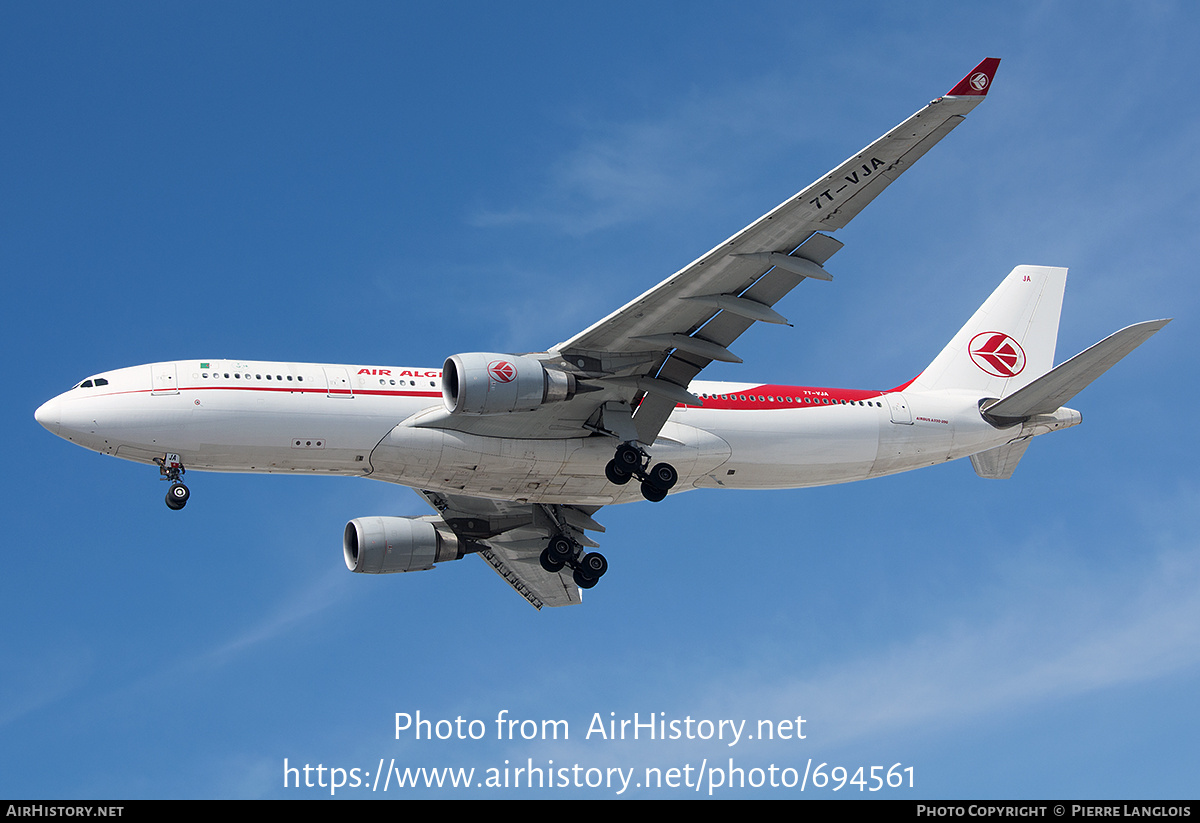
<box><xmin>605</xmin><ymin>442</ymin><xmax>677</xmax><ymax>502</ymax></box>
<box><xmin>155</xmin><ymin>453</ymin><xmax>190</xmax><ymax>510</ymax></box>
<box><xmin>539</xmin><ymin>534</ymin><xmax>608</xmax><ymax>590</ymax></box>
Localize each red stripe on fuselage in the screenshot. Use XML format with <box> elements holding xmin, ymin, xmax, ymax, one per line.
<box><xmin>80</xmin><ymin>382</ymin><xmax>891</xmax><ymax>409</ymax></box>
<box><xmin>76</xmin><ymin>385</ymin><xmax>443</xmax><ymax>401</ymax></box>
<box><xmin>683</xmin><ymin>384</ymin><xmax>888</xmax><ymax>410</ymax></box>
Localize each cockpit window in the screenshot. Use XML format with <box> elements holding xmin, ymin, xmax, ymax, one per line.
<box><xmin>75</xmin><ymin>377</ymin><xmax>110</xmax><ymax>389</ymax></box>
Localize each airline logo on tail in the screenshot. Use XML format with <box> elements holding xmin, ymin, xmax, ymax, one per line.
<box><xmin>969</xmin><ymin>332</ymin><xmax>1026</xmax><ymax>377</ymax></box>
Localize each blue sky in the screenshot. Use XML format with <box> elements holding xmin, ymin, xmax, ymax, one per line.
<box><xmin>3</xmin><ymin>2</ymin><xmax>1198</xmax><ymax>799</ymax></box>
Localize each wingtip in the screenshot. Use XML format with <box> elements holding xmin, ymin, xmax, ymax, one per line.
<box><xmin>946</xmin><ymin>57</ymin><xmax>1001</xmax><ymax>96</ymax></box>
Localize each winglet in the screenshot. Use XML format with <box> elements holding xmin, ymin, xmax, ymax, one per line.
<box><xmin>946</xmin><ymin>58</ymin><xmax>1001</xmax><ymax>96</ymax></box>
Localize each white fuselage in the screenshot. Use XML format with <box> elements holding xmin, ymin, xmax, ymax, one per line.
<box><xmin>35</xmin><ymin>358</ymin><xmax>1077</xmax><ymax>506</ymax></box>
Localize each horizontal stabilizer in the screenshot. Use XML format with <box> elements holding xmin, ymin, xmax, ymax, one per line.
<box><xmin>984</xmin><ymin>319</ymin><xmax>1170</xmax><ymax>421</ymax></box>
<box><xmin>970</xmin><ymin>439</ymin><xmax>1031</xmax><ymax>479</ymax></box>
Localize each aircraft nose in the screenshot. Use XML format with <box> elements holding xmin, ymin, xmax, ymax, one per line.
<box><xmin>35</xmin><ymin>396</ymin><xmax>61</xmax><ymax>435</ymax></box>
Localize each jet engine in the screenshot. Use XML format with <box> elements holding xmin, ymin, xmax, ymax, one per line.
<box><xmin>343</xmin><ymin>516</ymin><xmax>463</xmax><ymax>574</ymax></box>
<box><xmin>442</xmin><ymin>352</ymin><xmax>575</xmax><ymax>415</ymax></box>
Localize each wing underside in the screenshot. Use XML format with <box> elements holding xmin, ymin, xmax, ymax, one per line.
<box><xmin>418</xmin><ymin>490</ymin><xmax>606</xmax><ymax>609</ymax></box>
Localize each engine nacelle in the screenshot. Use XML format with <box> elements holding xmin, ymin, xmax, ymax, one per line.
<box><xmin>441</xmin><ymin>352</ymin><xmax>576</xmax><ymax>415</ymax></box>
<box><xmin>343</xmin><ymin>516</ymin><xmax>462</xmax><ymax>574</ymax></box>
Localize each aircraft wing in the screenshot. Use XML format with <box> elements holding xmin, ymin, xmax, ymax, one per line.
<box><xmin>421</xmin><ymin>58</ymin><xmax>1000</xmax><ymax>446</ymax></box>
<box><xmin>418</xmin><ymin>490</ymin><xmax>607</xmax><ymax>609</ymax></box>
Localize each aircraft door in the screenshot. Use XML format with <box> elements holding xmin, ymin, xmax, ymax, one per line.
<box><xmin>151</xmin><ymin>362</ymin><xmax>179</xmax><ymax>395</ymax></box>
<box><xmin>883</xmin><ymin>392</ymin><xmax>912</xmax><ymax>424</ymax></box>
<box><xmin>323</xmin><ymin>366</ymin><xmax>354</xmax><ymax>398</ymax></box>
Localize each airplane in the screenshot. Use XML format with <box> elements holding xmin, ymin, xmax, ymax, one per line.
<box><xmin>34</xmin><ymin>58</ymin><xmax>1168</xmax><ymax>609</ymax></box>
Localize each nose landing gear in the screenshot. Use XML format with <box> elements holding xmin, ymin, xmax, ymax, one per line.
<box><xmin>605</xmin><ymin>442</ymin><xmax>677</xmax><ymax>502</ymax></box>
<box><xmin>155</xmin><ymin>453</ymin><xmax>191</xmax><ymax>510</ymax></box>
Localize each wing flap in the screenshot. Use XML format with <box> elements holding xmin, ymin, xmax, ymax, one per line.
<box><xmin>630</xmin><ymin>233</ymin><xmax>843</xmax><ymax>440</ymax></box>
<box><xmin>478</xmin><ymin>542</ymin><xmax>582</xmax><ymax>609</ymax></box>
<box><xmin>418</xmin><ymin>490</ymin><xmax>605</xmax><ymax>609</ymax></box>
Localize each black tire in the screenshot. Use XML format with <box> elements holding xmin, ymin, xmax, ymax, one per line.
<box><xmin>641</xmin><ymin>480</ymin><xmax>667</xmax><ymax>502</ymax></box>
<box><xmin>581</xmin><ymin>552</ymin><xmax>608</xmax><ymax>578</ymax></box>
<box><xmin>573</xmin><ymin>569</ymin><xmax>599</xmax><ymax>589</ymax></box>
<box><xmin>539</xmin><ymin>548</ymin><xmax>565</xmax><ymax>573</ymax></box>
<box><xmin>168</xmin><ymin>483</ymin><xmax>190</xmax><ymax>504</ymax></box>
<box><xmin>605</xmin><ymin>459</ymin><xmax>632</xmax><ymax>485</ymax></box>
<box><xmin>648</xmin><ymin>462</ymin><xmax>678</xmax><ymax>489</ymax></box>
<box><xmin>165</xmin><ymin>494</ymin><xmax>184</xmax><ymax>510</ymax></box>
<box><xmin>548</xmin><ymin>535</ymin><xmax>574</xmax><ymax>562</ymax></box>
<box><xmin>615</xmin><ymin>443</ymin><xmax>641</xmax><ymax>469</ymax></box>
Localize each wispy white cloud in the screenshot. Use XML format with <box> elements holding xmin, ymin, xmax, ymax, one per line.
<box><xmin>193</xmin><ymin>571</ymin><xmax>348</xmax><ymax>667</ymax></box>
<box><xmin>0</xmin><ymin>649</ymin><xmax>94</xmax><ymax>728</ymax></box>
<box><xmin>707</xmin><ymin>495</ymin><xmax>1200</xmax><ymax>753</ymax></box>
<box><xmin>470</xmin><ymin>74</ymin><xmax>809</xmax><ymax>237</ymax></box>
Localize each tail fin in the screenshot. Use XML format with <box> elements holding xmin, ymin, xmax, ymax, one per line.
<box><xmin>908</xmin><ymin>265</ymin><xmax>1067</xmax><ymax>397</ymax></box>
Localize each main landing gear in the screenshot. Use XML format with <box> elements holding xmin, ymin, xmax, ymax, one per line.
<box><xmin>605</xmin><ymin>442</ymin><xmax>677</xmax><ymax>502</ymax></box>
<box><xmin>539</xmin><ymin>534</ymin><xmax>608</xmax><ymax>590</ymax></box>
<box><xmin>155</xmin><ymin>453</ymin><xmax>191</xmax><ymax>510</ymax></box>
